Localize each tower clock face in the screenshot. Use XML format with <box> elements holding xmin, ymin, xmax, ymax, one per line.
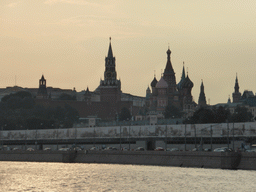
<box><xmin>106</xmin><ymin>72</ymin><xmax>112</xmax><ymax>78</ymax></box>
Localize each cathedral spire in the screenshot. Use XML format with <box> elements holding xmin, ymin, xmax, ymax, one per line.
<box><xmin>164</xmin><ymin>47</ymin><xmax>174</xmax><ymax>74</ymax></box>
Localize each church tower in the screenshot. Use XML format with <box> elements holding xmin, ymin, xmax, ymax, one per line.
<box><xmin>163</xmin><ymin>47</ymin><xmax>177</xmax><ymax>94</ymax></box>
<box><xmin>84</xmin><ymin>87</ymin><xmax>91</xmax><ymax>105</ymax></box>
<box><xmin>232</xmin><ymin>73</ymin><xmax>241</xmax><ymax>103</ymax></box>
<box><xmin>37</xmin><ymin>75</ymin><xmax>48</xmax><ymax>99</ymax></box>
<box><xmin>198</xmin><ymin>80</ymin><xmax>207</xmax><ymax>107</ymax></box>
<box><xmin>100</xmin><ymin>38</ymin><xmax>121</xmax><ymax>103</ymax></box>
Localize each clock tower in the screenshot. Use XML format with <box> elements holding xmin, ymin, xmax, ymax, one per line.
<box><xmin>99</xmin><ymin>38</ymin><xmax>121</xmax><ymax>104</ymax></box>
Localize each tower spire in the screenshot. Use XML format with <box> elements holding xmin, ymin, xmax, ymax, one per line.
<box><xmin>198</xmin><ymin>79</ymin><xmax>206</xmax><ymax>107</ymax></box>
<box><xmin>107</xmin><ymin>37</ymin><xmax>113</xmax><ymax>58</ymax></box>
<box><xmin>232</xmin><ymin>73</ymin><xmax>241</xmax><ymax>103</ymax></box>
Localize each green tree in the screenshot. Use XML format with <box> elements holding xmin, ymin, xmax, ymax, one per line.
<box><xmin>119</xmin><ymin>107</ymin><xmax>131</xmax><ymax>121</ymax></box>
<box><xmin>231</xmin><ymin>106</ymin><xmax>253</xmax><ymax>122</ymax></box>
<box><xmin>1</xmin><ymin>91</ymin><xmax>32</xmax><ymax>102</ymax></box>
<box><xmin>213</xmin><ymin>106</ymin><xmax>230</xmax><ymax>123</ymax></box>
<box><xmin>164</xmin><ymin>105</ymin><xmax>182</xmax><ymax>119</ymax></box>
<box><xmin>189</xmin><ymin>107</ymin><xmax>214</xmax><ymax>124</ymax></box>
<box><xmin>58</xmin><ymin>93</ymin><xmax>76</xmax><ymax>100</ymax></box>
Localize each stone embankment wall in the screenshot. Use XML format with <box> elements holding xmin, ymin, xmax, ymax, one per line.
<box><xmin>0</xmin><ymin>151</ymin><xmax>256</xmax><ymax>170</ymax></box>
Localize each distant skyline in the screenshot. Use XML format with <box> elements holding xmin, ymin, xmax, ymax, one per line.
<box><xmin>1</xmin><ymin>0</ymin><xmax>256</xmax><ymax>105</ymax></box>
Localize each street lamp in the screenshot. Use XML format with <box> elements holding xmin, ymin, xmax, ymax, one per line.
<box><xmin>194</xmin><ymin>125</ymin><xmax>197</xmax><ymax>149</ymax></box>
<box><xmin>210</xmin><ymin>125</ymin><xmax>213</xmax><ymax>151</ymax></box>
<box><xmin>1</xmin><ymin>125</ymin><xmax>3</xmax><ymax>150</ymax></box>
<box><xmin>165</xmin><ymin>124</ymin><xmax>167</xmax><ymax>150</ymax></box>
<box><xmin>227</xmin><ymin>120</ymin><xmax>230</xmax><ymax>149</ymax></box>
<box><xmin>184</xmin><ymin>124</ymin><xmax>187</xmax><ymax>151</ymax></box>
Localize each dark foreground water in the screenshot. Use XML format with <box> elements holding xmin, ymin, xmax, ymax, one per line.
<box><xmin>0</xmin><ymin>162</ymin><xmax>255</xmax><ymax>192</ymax></box>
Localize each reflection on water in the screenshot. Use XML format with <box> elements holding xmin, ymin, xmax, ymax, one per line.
<box><xmin>0</xmin><ymin>162</ymin><xmax>255</xmax><ymax>192</ymax></box>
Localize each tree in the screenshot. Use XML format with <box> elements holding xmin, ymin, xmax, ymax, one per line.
<box><xmin>119</xmin><ymin>107</ymin><xmax>131</xmax><ymax>121</ymax></box>
<box><xmin>213</xmin><ymin>106</ymin><xmax>230</xmax><ymax>123</ymax></box>
<box><xmin>231</xmin><ymin>106</ymin><xmax>253</xmax><ymax>122</ymax></box>
<box><xmin>164</xmin><ymin>105</ymin><xmax>182</xmax><ymax>119</ymax></box>
<box><xmin>1</xmin><ymin>91</ymin><xmax>32</xmax><ymax>102</ymax></box>
<box><xmin>58</xmin><ymin>93</ymin><xmax>76</xmax><ymax>100</ymax></box>
<box><xmin>189</xmin><ymin>107</ymin><xmax>214</xmax><ymax>124</ymax></box>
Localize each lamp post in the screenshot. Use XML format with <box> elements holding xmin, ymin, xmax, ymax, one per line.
<box><xmin>93</xmin><ymin>126</ymin><xmax>96</xmax><ymax>147</ymax></box>
<box><xmin>25</xmin><ymin>128</ymin><xmax>27</xmax><ymax>150</ymax></box>
<box><xmin>165</xmin><ymin>124</ymin><xmax>167</xmax><ymax>150</ymax></box>
<box><xmin>128</xmin><ymin>125</ymin><xmax>130</xmax><ymax>150</ymax></box>
<box><xmin>35</xmin><ymin>125</ymin><xmax>38</xmax><ymax>150</ymax></box>
<box><xmin>1</xmin><ymin>125</ymin><xmax>3</xmax><ymax>150</ymax></box>
<box><xmin>194</xmin><ymin>125</ymin><xmax>197</xmax><ymax>149</ymax></box>
<box><xmin>120</xmin><ymin>126</ymin><xmax>122</xmax><ymax>150</ymax></box>
<box><xmin>210</xmin><ymin>125</ymin><xmax>213</xmax><ymax>151</ymax></box>
<box><xmin>227</xmin><ymin>121</ymin><xmax>230</xmax><ymax>149</ymax></box>
<box><xmin>233</xmin><ymin>122</ymin><xmax>235</xmax><ymax>150</ymax></box>
<box><xmin>57</xmin><ymin>126</ymin><xmax>59</xmax><ymax>150</ymax></box>
<box><xmin>184</xmin><ymin>124</ymin><xmax>187</xmax><ymax>151</ymax></box>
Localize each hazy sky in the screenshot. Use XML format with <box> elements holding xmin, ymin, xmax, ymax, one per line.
<box><xmin>1</xmin><ymin>0</ymin><xmax>256</xmax><ymax>105</ymax></box>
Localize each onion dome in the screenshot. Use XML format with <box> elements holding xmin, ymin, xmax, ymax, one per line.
<box><xmin>156</xmin><ymin>77</ymin><xmax>168</xmax><ymax>88</ymax></box>
<box><xmin>151</xmin><ymin>77</ymin><xmax>158</xmax><ymax>88</ymax></box>
<box><xmin>181</xmin><ymin>74</ymin><xmax>194</xmax><ymax>88</ymax></box>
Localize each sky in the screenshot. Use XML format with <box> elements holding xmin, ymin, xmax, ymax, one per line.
<box><xmin>1</xmin><ymin>0</ymin><xmax>256</xmax><ymax>105</ymax></box>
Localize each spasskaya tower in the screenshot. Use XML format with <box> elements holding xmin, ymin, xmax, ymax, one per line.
<box><xmin>99</xmin><ymin>37</ymin><xmax>121</xmax><ymax>103</ymax></box>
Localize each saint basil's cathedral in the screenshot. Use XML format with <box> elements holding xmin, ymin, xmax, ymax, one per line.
<box><xmin>145</xmin><ymin>47</ymin><xmax>202</xmax><ymax>118</ymax></box>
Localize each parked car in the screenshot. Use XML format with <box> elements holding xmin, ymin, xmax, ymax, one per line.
<box><xmin>90</xmin><ymin>147</ymin><xmax>99</xmax><ymax>150</ymax></box>
<box><xmin>213</xmin><ymin>148</ymin><xmax>227</xmax><ymax>152</ymax></box>
<box><xmin>12</xmin><ymin>147</ymin><xmax>22</xmax><ymax>151</ymax></box>
<box><xmin>121</xmin><ymin>147</ymin><xmax>129</xmax><ymax>151</ymax></box>
<box><xmin>105</xmin><ymin>147</ymin><xmax>118</xmax><ymax>151</ymax></box>
<box><xmin>43</xmin><ymin>148</ymin><xmax>52</xmax><ymax>151</ymax></box>
<box><xmin>245</xmin><ymin>149</ymin><xmax>256</xmax><ymax>152</ymax></box>
<box><xmin>135</xmin><ymin>147</ymin><xmax>145</xmax><ymax>151</ymax></box>
<box><xmin>169</xmin><ymin>148</ymin><xmax>180</xmax><ymax>152</ymax></box>
<box><xmin>72</xmin><ymin>147</ymin><xmax>82</xmax><ymax>151</ymax></box>
<box><xmin>204</xmin><ymin>148</ymin><xmax>212</xmax><ymax>152</ymax></box>
<box><xmin>154</xmin><ymin>147</ymin><xmax>164</xmax><ymax>151</ymax></box>
<box><xmin>58</xmin><ymin>148</ymin><xmax>70</xmax><ymax>151</ymax></box>
<box><xmin>26</xmin><ymin>148</ymin><xmax>35</xmax><ymax>151</ymax></box>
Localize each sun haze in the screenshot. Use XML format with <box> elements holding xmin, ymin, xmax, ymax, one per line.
<box><xmin>1</xmin><ymin>0</ymin><xmax>256</xmax><ymax>104</ymax></box>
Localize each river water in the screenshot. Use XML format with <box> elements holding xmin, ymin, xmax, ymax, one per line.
<box><xmin>0</xmin><ymin>162</ymin><xmax>255</xmax><ymax>192</ymax></box>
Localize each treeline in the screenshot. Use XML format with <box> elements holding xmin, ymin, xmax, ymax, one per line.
<box><xmin>0</xmin><ymin>91</ymin><xmax>79</xmax><ymax>130</ymax></box>
<box><xmin>185</xmin><ymin>106</ymin><xmax>253</xmax><ymax>124</ymax></box>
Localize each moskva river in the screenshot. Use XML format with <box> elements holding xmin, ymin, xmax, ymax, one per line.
<box><xmin>0</xmin><ymin>162</ymin><xmax>256</xmax><ymax>192</ymax></box>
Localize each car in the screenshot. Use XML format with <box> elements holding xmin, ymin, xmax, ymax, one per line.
<box><xmin>245</xmin><ymin>149</ymin><xmax>256</xmax><ymax>152</ymax></box>
<box><xmin>58</xmin><ymin>148</ymin><xmax>70</xmax><ymax>151</ymax></box>
<box><xmin>12</xmin><ymin>147</ymin><xmax>21</xmax><ymax>151</ymax></box>
<box><xmin>121</xmin><ymin>147</ymin><xmax>129</xmax><ymax>151</ymax></box>
<box><xmin>90</xmin><ymin>147</ymin><xmax>99</xmax><ymax>150</ymax></box>
<box><xmin>204</xmin><ymin>148</ymin><xmax>212</xmax><ymax>152</ymax></box>
<box><xmin>135</xmin><ymin>147</ymin><xmax>145</xmax><ymax>151</ymax></box>
<box><xmin>43</xmin><ymin>148</ymin><xmax>52</xmax><ymax>151</ymax></box>
<box><xmin>169</xmin><ymin>148</ymin><xmax>180</xmax><ymax>152</ymax></box>
<box><xmin>26</xmin><ymin>148</ymin><xmax>35</xmax><ymax>151</ymax></box>
<box><xmin>213</xmin><ymin>148</ymin><xmax>227</xmax><ymax>152</ymax></box>
<box><xmin>72</xmin><ymin>147</ymin><xmax>82</xmax><ymax>151</ymax></box>
<box><xmin>154</xmin><ymin>147</ymin><xmax>164</xmax><ymax>151</ymax></box>
<box><xmin>105</xmin><ymin>147</ymin><xmax>118</xmax><ymax>151</ymax></box>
